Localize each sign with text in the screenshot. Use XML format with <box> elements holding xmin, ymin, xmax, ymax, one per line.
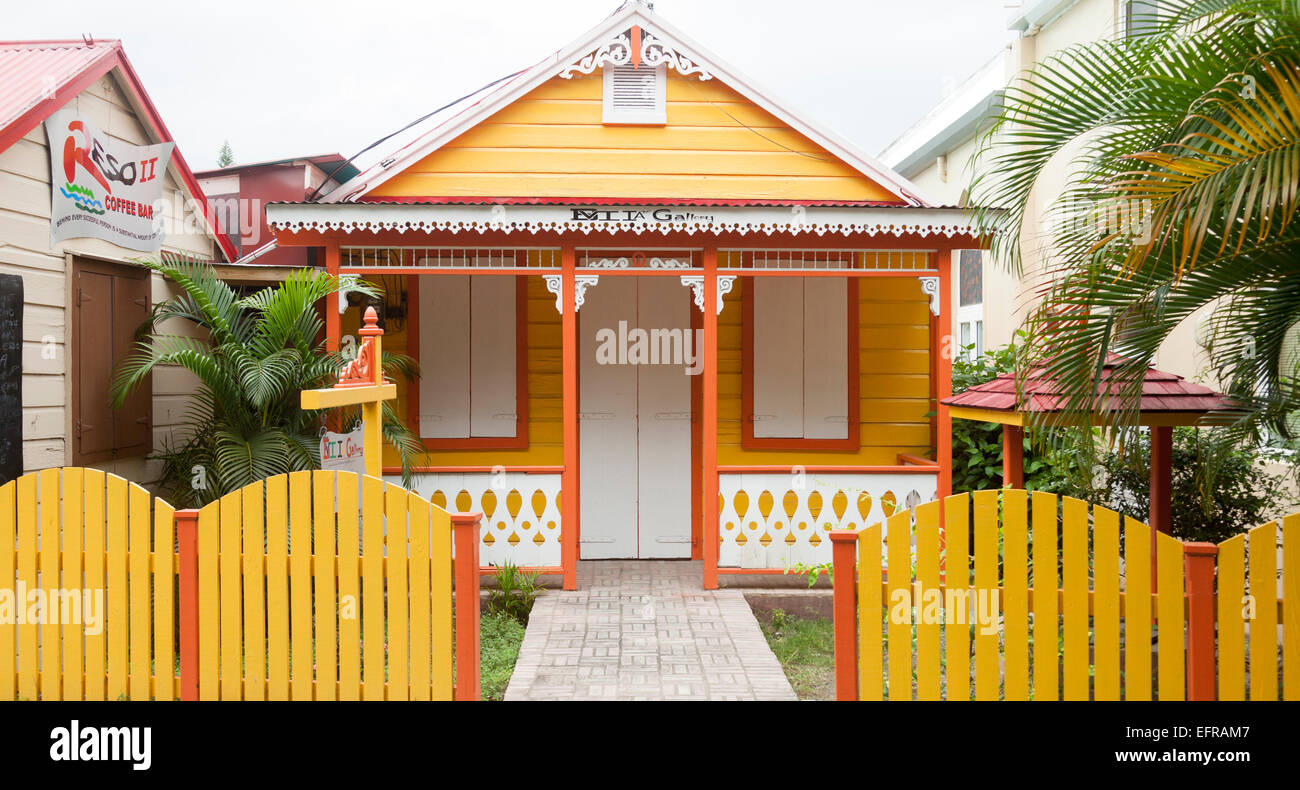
<box><xmin>44</xmin><ymin>110</ymin><xmax>173</xmax><ymax>251</ymax></box>
<box><xmin>320</xmin><ymin>426</ymin><xmax>365</xmax><ymax>475</ymax></box>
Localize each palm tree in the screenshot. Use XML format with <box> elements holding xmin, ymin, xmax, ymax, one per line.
<box><xmin>110</xmin><ymin>254</ymin><xmax>425</xmax><ymax>506</ymax></box>
<box><xmin>971</xmin><ymin>0</ymin><xmax>1300</xmax><ymax>455</ymax></box>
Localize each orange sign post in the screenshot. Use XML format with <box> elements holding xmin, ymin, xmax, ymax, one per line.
<box><xmin>300</xmin><ymin>307</ymin><xmax>396</xmax><ymax>479</ymax></box>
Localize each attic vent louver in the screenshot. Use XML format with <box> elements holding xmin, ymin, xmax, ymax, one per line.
<box><xmin>603</xmin><ymin>63</ymin><xmax>666</xmax><ymax>125</ymax></box>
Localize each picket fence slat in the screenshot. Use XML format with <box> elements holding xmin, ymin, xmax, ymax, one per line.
<box><xmin>1002</xmin><ymin>489</ymin><xmax>1028</xmax><ymax>701</ymax></box>
<box><xmin>1031</xmin><ymin>491</ymin><xmax>1058</xmax><ymax>701</ymax></box>
<box><xmin>885</xmin><ymin>510</ymin><xmax>910</xmax><ymax>700</ymax></box>
<box><xmin>1217</xmin><ymin>533</ymin><xmax>1246</xmax><ymax>700</ymax></box>
<box><xmin>1284</xmin><ymin>515</ymin><xmax>1300</xmax><ymax>700</ymax></box>
<box><xmin>83</xmin><ymin>470</ymin><xmax>106</xmax><ymax>701</ymax></box>
<box><xmin>1093</xmin><ymin>507</ymin><xmax>1120</xmax><ymax>701</ymax></box>
<box><xmin>857</xmin><ymin>522</ymin><xmax>883</xmax><ymax>701</ymax></box>
<box><xmin>39</xmin><ymin>469</ymin><xmax>60</xmax><ymax>700</ymax></box>
<box><xmin>973</xmin><ymin>490</ymin><xmax>998</xmax><ymax>701</ymax></box>
<box><xmin>154</xmin><ymin>498</ymin><xmax>175</xmax><ymax>701</ymax></box>
<box><xmin>105</xmin><ymin>474</ymin><xmax>128</xmax><ymax>701</ymax></box>
<box><xmin>0</xmin><ymin>481</ymin><xmax>14</xmax><ymax>700</ymax></box>
<box><xmin>337</xmin><ymin>472</ymin><xmax>361</xmax><ymax>700</ymax></box>
<box><xmin>197</xmin><ymin>502</ymin><xmax>219</xmax><ymax>701</ymax></box>
<box><xmin>1156</xmin><ymin>531</ymin><xmax>1184</xmax><ymax>700</ymax></box>
<box><xmin>362</xmin><ymin>475</ymin><xmax>384</xmax><ymax>700</ymax></box>
<box><xmin>243</xmin><ymin>481</ymin><xmax>267</xmax><ymax>701</ymax></box>
<box><xmin>266</xmin><ymin>475</ymin><xmax>290</xmax><ymax>700</ymax></box>
<box><xmin>1062</xmin><ymin>496</ymin><xmax>1089</xmax><ymax>701</ymax></box>
<box><xmin>1123</xmin><ymin>517</ymin><xmax>1151</xmax><ymax>701</ymax></box>
<box><xmin>128</xmin><ymin>482</ymin><xmax>150</xmax><ymax>700</ymax></box>
<box><xmin>431</xmin><ymin>498</ymin><xmax>454</xmax><ymax>700</ymax></box>
<box><xmin>914</xmin><ymin>500</ymin><xmax>941</xmax><ymax>701</ymax></box>
<box><xmin>387</xmin><ymin>483</ymin><xmax>410</xmax><ymax>700</ymax></box>
<box><xmin>60</xmin><ymin>467</ymin><xmax>83</xmax><ymax>701</ymax></box>
<box><xmin>1248</xmin><ymin>522</ymin><xmax>1278</xmax><ymax>701</ymax></box>
<box><xmin>313</xmin><ymin>472</ymin><xmax>337</xmax><ymax>702</ymax></box>
<box><xmin>945</xmin><ymin>493</ymin><xmax>970</xmax><ymax>701</ymax></box>
<box><xmin>289</xmin><ymin>472</ymin><xmax>312</xmax><ymax>701</ymax></box>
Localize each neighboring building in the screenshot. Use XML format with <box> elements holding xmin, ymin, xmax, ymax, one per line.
<box><xmin>195</xmin><ymin>154</ymin><xmax>358</xmax><ymax>267</ymax></box>
<box><xmin>0</xmin><ymin>39</ymin><xmax>234</xmax><ymax>482</ymax></box>
<box><xmin>264</xmin><ymin>1</ymin><xmax>986</xmax><ymax>589</ymax></box>
<box><xmin>879</xmin><ymin>0</ymin><xmax>1206</xmax><ymax>378</ymax></box>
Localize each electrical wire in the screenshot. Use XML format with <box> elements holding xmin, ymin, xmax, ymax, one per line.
<box><xmin>305</xmin><ymin>68</ymin><xmax>529</xmax><ymax>202</ymax></box>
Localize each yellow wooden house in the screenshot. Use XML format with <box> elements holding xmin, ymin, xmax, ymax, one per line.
<box><xmin>265</xmin><ymin>1</ymin><xmax>984</xmax><ymax>589</ymax></box>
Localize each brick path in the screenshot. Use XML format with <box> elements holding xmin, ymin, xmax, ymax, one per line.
<box><xmin>504</xmin><ymin>560</ymin><xmax>797</xmax><ymax>701</ymax></box>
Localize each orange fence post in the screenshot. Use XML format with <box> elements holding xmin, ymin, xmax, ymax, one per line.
<box><xmin>452</xmin><ymin>512</ymin><xmax>482</xmax><ymax>701</ymax></box>
<box><xmin>175</xmin><ymin>508</ymin><xmax>200</xmax><ymax>702</ymax></box>
<box><xmin>829</xmin><ymin>529</ymin><xmax>859</xmax><ymax>701</ymax></box>
<box><xmin>1184</xmin><ymin>541</ymin><xmax>1218</xmax><ymax>701</ymax></box>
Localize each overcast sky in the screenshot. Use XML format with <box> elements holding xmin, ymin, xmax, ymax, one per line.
<box><xmin>10</xmin><ymin>0</ymin><xmax>1016</xmax><ymax>170</ymax></box>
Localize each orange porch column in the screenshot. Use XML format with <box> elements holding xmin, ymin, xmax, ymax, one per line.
<box><xmin>561</xmin><ymin>248</ymin><xmax>580</xmax><ymax>591</ymax></box>
<box><xmin>1002</xmin><ymin>424</ymin><xmax>1025</xmax><ymax>488</ymax></box>
<box><xmin>702</xmin><ymin>248</ymin><xmax>720</xmax><ymax>589</ymax></box>
<box><xmin>936</xmin><ymin>248</ymin><xmax>954</xmax><ymax>499</ymax></box>
<box><xmin>324</xmin><ymin>240</ymin><xmax>341</xmax><ymax>352</ymax></box>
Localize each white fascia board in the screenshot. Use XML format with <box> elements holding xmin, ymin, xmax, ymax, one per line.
<box><xmin>1007</xmin><ymin>0</ymin><xmax>1081</xmax><ymax>32</ymax></box>
<box><xmin>325</xmin><ymin>4</ymin><xmax>929</xmax><ymax>207</ymax></box>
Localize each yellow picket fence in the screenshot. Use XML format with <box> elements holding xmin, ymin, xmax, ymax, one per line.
<box><xmin>2</xmin><ymin>467</ymin><xmax>481</xmax><ymax>702</ymax></box>
<box><xmin>190</xmin><ymin>470</ymin><xmax>455</xmax><ymax>700</ymax></box>
<box><xmin>1215</xmin><ymin>515</ymin><xmax>1300</xmax><ymax>700</ymax></box>
<box><xmin>833</xmin><ymin>490</ymin><xmax>1205</xmax><ymax>700</ymax></box>
<box><xmin>0</xmin><ymin>468</ymin><xmax>177</xmax><ymax>700</ymax></box>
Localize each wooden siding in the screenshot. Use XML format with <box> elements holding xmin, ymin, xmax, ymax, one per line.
<box><xmin>368</xmin><ymin>70</ymin><xmax>901</xmax><ymax>203</ymax></box>
<box><xmin>0</xmin><ymin>69</ymin><xmax>217</xmax><ymax>478</ymax></box>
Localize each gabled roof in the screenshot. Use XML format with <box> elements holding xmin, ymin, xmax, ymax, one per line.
<box><xmin>0</xmin><ymin>38</ymin><xmax>237</xmax><ymax>261</ymax></box>
<box><xmin>322</xmin><ymin>1</ymin><xmax>932</xmax><ymax>207</ymax></box>
<box><xmin>194</xmin><ymin>152</ymin><xmax>360</xmax><ymax>184</ymax></box>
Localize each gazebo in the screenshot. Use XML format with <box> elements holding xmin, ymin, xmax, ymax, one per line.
<box><xmin>941</xmin><ymin>355</ymin><xmax>1235</xmax><ymax>540</ymax></box>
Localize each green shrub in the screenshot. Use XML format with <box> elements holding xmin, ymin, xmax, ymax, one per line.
<box><xmin>485</xmin><ymin>562</ymin><xmax>542</xmax><ymax>625</ymax></box>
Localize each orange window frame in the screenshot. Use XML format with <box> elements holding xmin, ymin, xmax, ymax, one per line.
<box><xmin>740</xmin><ymin>277</ymin><xmax>860</xmax><ymax>451</ymax></box>
<box><xmin>406</xmin><ymin>274</ymin><xmax>530</xmax><ymax>450</ymax></box>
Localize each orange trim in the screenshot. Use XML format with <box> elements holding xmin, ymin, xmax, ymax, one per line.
<box><xmin>383</xmin><ymin>465</ymin><xmax>563</xmax><ymax>475</ymax></box>
<box><xmin>1183</xmin><ymin>541</ymin><xmax>1218</xmax><ymax>701</ymax></box>
<box><xmin>407</xmin><ymin>273</ymin><xmax>530</xmax><ymax>450</ymax></box>
<box><xmin>702</xmin><ymin>248</ymin><xmax>720</xmax><ymax>589</ymax></box>
<box><xmin>690</xmin><ymin>298</ymin><xmax>703</xmax><ymax>561</ymax></box>
<box><xmin>324</xmin><ymin>242</ymin><xmax>341</xmax><ymax>353</ymax></box>
<box><xmin>452</xmin><ymin>512</ymin><xmax>482</xmax><ymax>701</ymax></box>
<box><xmin>740</xmin><ymin>278</ymin><xmax>860</xmax><ymax>451</ymax></box>
<box><xmin>936</xmin><ymin>249</ymin><xmax>953</xmax><ymax>500</ymax></box>
<box><xmin>717</xmin><ymin>464</ymin><xmax>938</xmax><ymax>474</ymax></box>
<box><xmin>829</xmin><ymin>529</ymin><xmax>859</xmax><ymax>700</ymax></box>
<box><xmin>630</xmin><ymin>26</ymin><xmax>642</xmax><ymax>68</ymax></box>
<box><xmin>175</xmin><ymin>509</ymin><xmax>199</xmax><ymax>702</ymax></box>
<box><xmin>896</xmin><ymin>453</ymin><xmax>938</xmax><ymax>467</ymax></box>
<box><xmin>560</xmin><ymin>247</ymin><xmax>580</xmax><ymax>590</ymax></box>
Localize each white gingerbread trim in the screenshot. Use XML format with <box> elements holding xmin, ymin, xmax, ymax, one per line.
<box><xmin>266</xmin><ymin>203</ymin><xmax>982</xmax><ymax>239</ymax></box>
<box><xmin>680</xmin><ymin>275</ymin><xmax>735</xmax><ymax>314</ymax></box>
<box><xmin>559</xmin><ymin>26</ymin><xmax>713</xmax><ymax>81</ymax></box>
<box><xmin>919</xmin><ymin>276</ymin><xmax>940</xmax><ymax>316</ymax></box>
<box><xmin>544</xmin><ymin>274</ymin><xmax>600</xmax><ymax>314</ymax></box>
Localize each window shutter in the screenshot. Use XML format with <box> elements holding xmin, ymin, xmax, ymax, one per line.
<box><xmin>112</xmin><ymin>271</ymin><xmax>152</xmax><ymax>454</ymax></box>
<box><xmin>75</xmin><ymin>270</ymin><xmax>116</xmax><ymax>459</ymax></box>
<box><xmin>419</xmin><ymin>275</ymin><xmax>471</xmax><ymax>438</ymax></box>
<box><xmin>603</xmin><ymin>64</ymin><xmax>666</xmax><ymax>124</ymax></box>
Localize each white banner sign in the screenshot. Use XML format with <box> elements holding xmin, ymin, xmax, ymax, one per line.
<box><xmin>320</xmin><ymin>427</ymin><xmax>366</xmax><ymax>475</ymax></box>
<box><xmin>45</xmin><ymin>110</ymin><xmax>174</xmax><ymax>251</ymax></box>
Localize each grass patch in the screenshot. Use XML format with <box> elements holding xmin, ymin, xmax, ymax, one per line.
<box><xmin>480</xmin><ymin>612</ymin><xmax>526</xmax><ymax>701</ymax></box>
<box><xmin>758</xmin><ymin>609</ymin><xmax>834</xmax><ymax>701</ymax></box>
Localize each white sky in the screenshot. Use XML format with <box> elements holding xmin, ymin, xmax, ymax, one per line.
<box><xmin>8</xmin><ymin>0</ymin><xmax>1016</xmax><ymax>171</ymax></box>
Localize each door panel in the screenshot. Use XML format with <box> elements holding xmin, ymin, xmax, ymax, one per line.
<box><xmin>636</xmin><ymin>278</ymin><xmax>692</xmax><ymax>557</ymax></box>
<box><xmin>579</xmin><ymin>277</ymin><xmax>639</xmax><ymax>559</ymax></box>
<box><xmin>579</xmin><ymin>276</ymin><xmax>693</xmax><ymax>559</ymax></box>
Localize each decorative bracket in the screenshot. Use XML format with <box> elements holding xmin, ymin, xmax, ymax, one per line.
<box><xmin>680</xmin><ymin>275</ymin><xmax>735</xmax><ymax>314</ymax></box>
<box><xmin>543</xmin><ymin>274</ymin><xmax>600</xmax><ymax>314</ymax></box>
<box><xmin>919</xmin><ymin>276</ymin><xmax>940</xmax><ymax>316</ymax></box>
<box><xmin>559</xmin><ymin>25</ymin><xmax>713</xmax><ymax>80</ymax></box>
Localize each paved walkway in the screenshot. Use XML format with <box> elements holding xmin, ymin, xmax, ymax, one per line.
<box><xmin>505</xmin><ymin>561</ymin><xmax>797</xmax><ymax>701</ymax></box>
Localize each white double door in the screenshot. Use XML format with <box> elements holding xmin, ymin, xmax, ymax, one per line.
<box><xmin>579</xmin><ymin>276</ymin><xmax>693</xmax><ymax>559</ymax></box>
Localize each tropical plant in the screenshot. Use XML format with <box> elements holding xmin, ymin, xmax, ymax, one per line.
<box><xmin>109</xmin><ymin>254</ymin><xmax>424</xmax><ymax>506</ymax></box>
<box><xmin>970</xmin><ymin>0</ymin><xmax>1300</xmax><ymax>471</ymax></box>
<box><xmin>485</xmin><ymin>562</ymin><xmax>543</xmax><ymax>625</ymax></box>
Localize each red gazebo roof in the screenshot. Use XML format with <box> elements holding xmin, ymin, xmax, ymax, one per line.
<box><xmin>942</xmin><ymin>355</ymin><xmax>1234</xmax><ymax>419</ymax></box>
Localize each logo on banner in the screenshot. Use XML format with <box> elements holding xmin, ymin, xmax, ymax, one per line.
<box><xmin>320</xmin><ymin>426</ymin><xmax>365</xmax><ymax>475</ymax></box>
<box><xmin>44</xmin><ymin>110</ymin><xmax>173</xmax><ymax>251</ymax></box>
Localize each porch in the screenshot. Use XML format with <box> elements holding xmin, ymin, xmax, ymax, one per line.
<box><xmin>268</xmin><ymin>204</ymin><xmax>973</xmax><ymax>590</ymax></box>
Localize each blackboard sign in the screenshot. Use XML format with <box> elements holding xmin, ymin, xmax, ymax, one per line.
<box><xmin>0</xmin><ymin>274</ymin><xmax>22</xmax><ymax>485</ymax></box>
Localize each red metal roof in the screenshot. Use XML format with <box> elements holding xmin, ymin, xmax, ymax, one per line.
<box><xmin>351</xmin><ymin>196</ymin><xmax>913</xmax><ymax>208</ymax></box>
<box><xmin>0</xmin><ymin>39</ymin><xmax>237</xmax><ymax>262</ymax></box>
<box><xmin>942</xmin><ymin>355</ymin><xmax>1235</xmax><ymax>415</ymax></box>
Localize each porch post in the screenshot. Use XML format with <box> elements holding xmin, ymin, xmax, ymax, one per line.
<box><xmin>1002</xmin><ymin>424</ymin><xmax>1024</xmax><ymax>488</ymax></box>
<box><xmin>1149</xmin><ymin>424</ymin><xmax>1173</xmax><ymax>587</ymax></box>
<box><xmin>561</xmin><ymin>247</ymin><xmax>580</xmax><ymax>591</ymax></box>
<box><xmin>324</xmin><ymin>240</ymin><xmax>341</xmax><ymax>352</ymax></box>
<box><xmin>702</xmin><ymin>248</ymin><xmax>720</xmax><ymax>590</ymax></box>
<box><xmin>936</xmin><ymin>248</ymin><xmax>954</xmax><ymax>499</ymax></box>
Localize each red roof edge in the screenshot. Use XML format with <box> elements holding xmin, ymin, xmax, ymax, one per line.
<box><xmin>353</xmin><ymin>195</ymin><xmax>913</xmax><ymax>207</ymax></box>
<box><xmin>0</xmin><ymin>41</ymin><xmax>237</xmax><ymax>263</ymax></box>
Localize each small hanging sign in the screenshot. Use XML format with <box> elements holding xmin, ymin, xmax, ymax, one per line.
<box><xmin>320</xmin><ymin>425</ymin><xmax>365</xmax><ymax>475</ymax></box>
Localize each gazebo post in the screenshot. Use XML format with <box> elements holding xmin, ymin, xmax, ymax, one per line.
<box><xmin>1002</xmin><ymin>424</ymin><xmax>1024</xmax><ymax>488</ymax></box>
<box><xmin>1148</xmin><ymin>425</ymin><xmax>1173</xmax><ymax>584</ymax></box>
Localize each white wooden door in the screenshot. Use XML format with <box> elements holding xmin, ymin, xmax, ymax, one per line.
<box><xmin>579</xmin><ymin>277</ymin><xmax>693</xmax><ymax>559</ymax></box>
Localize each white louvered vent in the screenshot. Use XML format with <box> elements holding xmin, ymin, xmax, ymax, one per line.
<box><xmin>602</xmin><ymin>63</ymin><xmax>666</xmax><ymax>124</ymax></box>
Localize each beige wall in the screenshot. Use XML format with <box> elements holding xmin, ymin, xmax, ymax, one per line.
<box><xmin>0</xmin><ymin>69</ymin><xmax>218</xmax><ymax>484</ymax></box>
<box><xmin>900</xmin><ymin>0</ymin><xmax>1214</xmax><ymax>383</ymax></box>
